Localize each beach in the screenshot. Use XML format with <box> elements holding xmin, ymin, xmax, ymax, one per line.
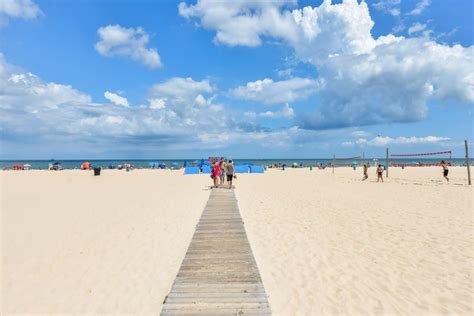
<box><xmin>1</xmin><ymin>167</ymin><xmax>473</xmax><ymax>315</ymax></box>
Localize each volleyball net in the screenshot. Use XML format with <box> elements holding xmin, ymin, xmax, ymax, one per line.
<box><xmin>390</xmin><ymin>150</ymin><xmax>452</xmax><ymax>167</ymax></box>
<box><xmin>332</xmin><ymin>156</ymin><xmax>362</xmax><ymax>167</ymax></box>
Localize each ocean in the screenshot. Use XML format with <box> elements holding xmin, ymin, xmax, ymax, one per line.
<box><xmin>1</xmin><ymin>158</ymin><xmax>471</xmax><ymax>170</ymax></box>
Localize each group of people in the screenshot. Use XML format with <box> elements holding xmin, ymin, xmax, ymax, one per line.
<box><xmin>210</xmin><ymin>158</ymin><xmax>235</xmax><ymax>188</ymax></box>
<box><xmin>361</xmin><ymin>163</ymin><xmax>385</xmax><ymax>182</ymax></box>
<box><xmin>361</xmin><ymin>160</ymin><xmax>450</xmax><ymax>182</ymax></box>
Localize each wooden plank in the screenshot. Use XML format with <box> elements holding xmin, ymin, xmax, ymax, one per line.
<box><xmin>161</xmin><ymin>187</ymin><xmax>271</xmax><ymax>315</ymax></box>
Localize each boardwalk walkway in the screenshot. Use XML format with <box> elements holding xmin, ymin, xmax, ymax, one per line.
<box><xmin>161</xmin><ymin>186</ymin><xmax>271</xmax><ymax>315</ymax></box>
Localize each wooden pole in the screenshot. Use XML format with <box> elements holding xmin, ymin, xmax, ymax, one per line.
<box><xmin>332</xmin><ymin>154</ymin><xmax>335</xmax><ymax>174</ymax></box>
<box><xmin>386</xmin><ymin>148</ymin><xmax>389</xmax><ymax>178</ymax></box>
<box><xmin>465</xmin><ymin>140</ymin><xmax>471</xmax><ymax>185</ymax></box>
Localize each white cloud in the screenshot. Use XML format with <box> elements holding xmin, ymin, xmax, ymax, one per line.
<box><xmin>408</xmin><ymin>22</ymin><xmax>427</xmax><ymax>35</ymax></box>
<box><xmin>0</xmin><ymin>55</ymin><xmax>349</xmax><ymax>157</ymax></box>
<box><xmin>178</xmin><ymin>0</ymin><xmax>298</xmax><ymax>47</ymax></box>
<box><xmin>104</xmin><ymin>91</ymin><xmax>129</xmax><ymax>107</ymax></box>
<box><xmin>231</xmin><ymin>77</ymin><xmax>319</xmax><ymax>105</ymax></box>
<box><xmin>245</xmin><ymin>103</ymin><xmax>295</xmax><ymax>119</ymax></box>
<box><xmin>350</xmin><ymin>130</ymin><xmax>371</xmax><ymax>138</ymax></box>
<box><xmin>95</xmin><ymin>24</ymin><xmax>162</xmax><ymax>69</ymax></box>
<box><xmin>372</xmin><ymin>0</ymin><xmax>401</xmax><ymax>16</ymax></box>
<box><xmin>0</xmin><ymin>0</ymin><xmax>41</xmax><ymax>19</ymax></box>
<box><xmin>341</xmin><ymin>141</ymin><xmax>354</xmax><ymax>147</ymax></box>
<box><xmin>180</xmin><ymin>0</ymin><xmax>474</xmax><ymax>129</ymax></box>
<box><xmin>354</xmin><ymin>136</ymin><xmax>450</xmax><ymax>147</ymax></box>
<box><xmin>408</xmin><ymin>0</ymin><xmax>431</xmax><ymax>16</ymax></box>
<box><xmin>149</xmin><ymin>98</ymin><xmax>166</xmax><ymax>109</ymax></box>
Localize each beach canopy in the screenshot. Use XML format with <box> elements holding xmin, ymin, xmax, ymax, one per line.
<box><xmin>250</xmin><ymin>165</ymin><xmax>265</xmax><ymax>173</ymax></box>
<box><xmin>202</xmin><ymin>165</ymin><xmax>212</xmax><ymax>174</ymax></box>
<box><xmin>184</xmin><ymin>167</ymin><xmax>200</xmax><ymax>175</ymax></box>
<box><xmin>235</xmin><ymin>165</ymin><xmax>249</xmax><ymax>173</ymax></box>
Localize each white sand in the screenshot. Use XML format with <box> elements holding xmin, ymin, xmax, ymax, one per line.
<box><xmin>1</xmin><ymin>169</ymin><xmax>210</xmax><ymax>314</ymax></box>
<box><xmin>1</xmin><ymin>167</ymin><xmax>472</xmax><ymax>315</ymax></box>
<box><xmin>236</xmin><ymin>167</ymin><xmax>473</xmax><ymax>315</ymax></box>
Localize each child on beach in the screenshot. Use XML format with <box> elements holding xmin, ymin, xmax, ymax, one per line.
<box><xmin>362</xmin><ymin>163</ymin><xmax>368</xmax><ymax>181</ymax></box>
<box><xmin>440</xmin><ymin>160</ymin><xmax>449</xmax><ymax>182</ymax></box>
<box><xmin>376</xmin><ymin>164</ymin><xmax>384</xmax><ymax>183</ymax></box>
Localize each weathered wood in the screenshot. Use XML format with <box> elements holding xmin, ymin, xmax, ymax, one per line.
<box><xmin>161</xmin><ymin>187</ymin><xmax>271</xmax><ymax>315</ymax></box>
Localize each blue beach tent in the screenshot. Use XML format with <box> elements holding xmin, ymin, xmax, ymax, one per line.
<box><xmin>184</xmin><ymin>167</ymin><xmax>200</xmax><ymax>175</ymax></box>
<box><xmin>250</xmin><ymin>165</ymin><xmax>265</xmax><ymax>173</ymax></box>
<box><xmin>202</xmin><ymin>165</ymin><xmax>212</xmax><ymax>174</ymax></box>
<box><xmin>235</xmin><ymin>165</ymin><xmax>250</xmax><ymax>173</ymax></box>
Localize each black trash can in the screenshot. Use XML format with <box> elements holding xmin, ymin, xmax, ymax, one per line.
<box><xmin>94</xmin><ymin>167</ymin><xmax>101</xmax><ymax>176</ymax></box>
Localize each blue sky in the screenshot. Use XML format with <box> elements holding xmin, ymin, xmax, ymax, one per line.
<box><xmin>0</xmin><ymin>0</ymin><xmax>472</xmax><ymax>159</ymax></box>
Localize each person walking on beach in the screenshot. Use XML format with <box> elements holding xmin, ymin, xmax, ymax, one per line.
<box><xmin>362</xmin><ymin>163</ymin><xmax>368</xmax><ymax>181</ymax></box>
<box><xmin>226</xmin><ymin>160</ymin><xmax>235</xmax><ymax>189</ymax></box>
<box><xmin>219</xmin><ymin>158</ymin><xmax>226</xmax><ymax>184</ymax></box>
<box><xmin>440</xmin><ymin>160</ymin><xmax>449</xmax><ymax>182</ymax></box>
<box><xmin>376</xmin><ymin>164</ymin><xmax>384</xmax><ymax>183</ymax></box>
<box><xmin>210</xmin><ymin>160</ymin><xmax>221</xmax><ymax>188</ymax></box>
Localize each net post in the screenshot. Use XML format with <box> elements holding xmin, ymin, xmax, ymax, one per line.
<box><xmin>332</xmin><ymin>154</ymin><xmax>335</xmax><ymax>174</ymax></box>
<box><xmin>386</xmin><ymin>148</ymin><xmax>389</xmax><ymax>178</ymax></box>
<box><xmin>465</xmin><ymin>140</ymin><xmax>471</xmax><ymax>185</ymax></box>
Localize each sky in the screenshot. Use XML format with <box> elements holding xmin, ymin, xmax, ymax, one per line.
<box><xmin>0</xmin><ymin>0</ymin><xmax>473</xmax><ymax>159</ymax></box>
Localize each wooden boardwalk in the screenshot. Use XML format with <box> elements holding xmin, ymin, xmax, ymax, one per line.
<box><xmin>161</xmin><ymin>186</ymin><xmax>271</xmax><ymax>315</ymax></box>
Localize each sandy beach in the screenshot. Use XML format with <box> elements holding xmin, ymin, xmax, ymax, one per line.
<box><xmin>1</xmin><ymin>167</ymin><xmax>473</xmax><ymax>315</ymax></box>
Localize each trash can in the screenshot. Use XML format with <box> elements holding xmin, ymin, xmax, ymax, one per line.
<box><xmin>94</xmin><ymin>167</ymin><xmax>101</xmax><ymax>176</ymax></box>
<box><xmin>310</xmin><ymin>166</ymin><xmax>313</xmax><ymax>171</ymax></box>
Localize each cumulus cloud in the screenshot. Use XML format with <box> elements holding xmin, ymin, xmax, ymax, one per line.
<box><xmin>180</xmin><ymin>0</ymin><xmax>474</xmax><ymax>130</ymax></box>
<box><xmin>0</xmin><ymin>56</ymin><xmax>355</xmax><ymax>158</ymax></box>
<box><xmin>178</xmin><ymin>0</ymin><xmax>298</xmax><ymax>47</ymax></box>
<box><xmin>408</xmin><ymin>0</ymin><xmax>431</xmax><ymax>16</ymax></box>
<box><xmin>104</xmin><ymin>91</ymin><xmax>129</xmax><ymax>107</ymax></box>
<box><xmin>231</xmin><ymin>77</ymin><xmax>319</xmax><ymax>105</ymax></box>
<box><xmin>350</xmin><ymin>135</ymin><xmax>450</xmax><ymax>147</ymax></box>
<box><xmin>95</xmin><ymin>24</ymin><xmax>162</xmax><ymax>68</ymax></box>
<box><xmin>0</xmin><ymin>0</ymin><xmax>41</xmax><ymax>19</ymax></box>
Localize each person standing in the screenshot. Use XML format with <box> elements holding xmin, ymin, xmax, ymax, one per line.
<box><xmin>440</xmin><ymin>160</ymin><xmax>449</xmax><ymax>182</ymax></box>
<box><xmin>226</xmin><ymin>160</ymin><xmax>235</xmax><ymax>189</ymax></box>
<box><xmin>211</xmin><ymin>160</ymin><xmax>221</xmax><ymax>188</ymax></box>
<box><xmin>362</xmin><ymin>163</ymin><xmax>368</xmax><ymax>181</ymax></box>
<box><xmin>376</xmin><ymin>164</ymin><xmax>384</xmax><ymax>183</ymax></box>
<box><xmin>219</xmin><ymin>158</ymin><xmax>226</xmax><ymax>184</ymax></box>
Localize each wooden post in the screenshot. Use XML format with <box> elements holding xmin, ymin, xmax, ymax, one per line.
<box><xmin>386</xmin><ymin>148</ymin><xmax>389</xmax><ymax>178</ymax></box>
<box><xmin>465</xmin><ymin>140</ymin><xmax>471</xmax><ymax>185</ymax></box>
<box><xmin>332</xmin><ymin>154</ymin><xmax>335</xmax><ymax>174</ymax></box>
